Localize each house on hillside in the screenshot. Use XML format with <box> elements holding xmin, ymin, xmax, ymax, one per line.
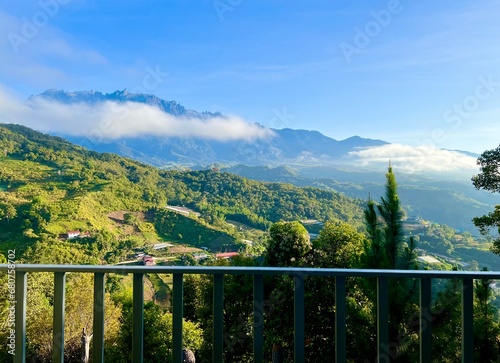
<box><xmin>193</xmin><ymin>252</ymin><xmax>208</xmax><ymax>261</ymax></box>
<box><xmin>67</xmin><ymin>230</ymin><xmax>80</xmax><ymax>239</ymax></box>
<box><xmin>66</xmin><ymin>230</ymin><xmax>91</xmax><ymax>239</ymax></box>
<box><xmin>166</xmin><ymin>205</ymin><xmax>201</xmax><ymax>217</ymax></box>
<box><xmin>142</xmin><ymin>255</ymin><xmax>155</xmax><ymax>266</ymax></box>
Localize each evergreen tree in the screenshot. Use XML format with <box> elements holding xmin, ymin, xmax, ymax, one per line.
<box><xmin>378</xmin><ymin>166</ymin><xmax>404</xmax><ymax>268</ymax></box>
<box><xmin>362</xmin><ymin>166</ymin><xmax>419</xmax><ymax>362</ymax></box>
<box><xmin>363</xmin><ymin>166</ymin><xmax>417</xmax><ymax>270</ymax></box>
<box><xmin>363</xmin><ymin>197</ymin><xmax>385</xmax><ymax>268</ymax></box>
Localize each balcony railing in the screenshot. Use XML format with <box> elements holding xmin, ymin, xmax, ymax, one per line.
<box><xmin>1</xmin><ymin>264</ymin><xmax>496</xmax><ymax>363</ymax></box>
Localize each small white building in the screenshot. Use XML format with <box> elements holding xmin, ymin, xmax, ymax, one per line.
<box><xmin>166</xmin><ymin>205</ymin><xmax>201</xmax><ymax>217</ymax></box>
<box><xmin>67</xmin><ymin>230</ymin><xmax>80</xmax><ymax>239</ymax></box>
<box><xmin>153</xmin><ymin>243</ymin><xmax>174</xmax><ymax>250</ymax></box>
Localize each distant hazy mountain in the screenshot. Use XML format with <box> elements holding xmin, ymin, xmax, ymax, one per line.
<box><xmin>32</xmin><ymin>89</ymin><xmax>389</xmax><ymax>166</ymax></box>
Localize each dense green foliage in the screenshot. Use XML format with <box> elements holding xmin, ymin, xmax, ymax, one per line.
<box><xmin>169</xmin><ymin>169</ymin><xmax>364</xmax><ymax>229</ymax></box>
<box><xmin>0</xmin><ymin>124</ymin><xmax>365</xmax><ymax>362</ymax></box>
<box><xmin>0</xmin><ymin>123</ymin><xmax>364</xmax><ymax>262</ymax></box>
<box><xmin>265</xmin><ymin>221</ymin><xmax>311</xmax><ymax>266</ymax></box>
<box><xmin>364</xmin><ymin>167</ymin><xmax>417</xmax><ymax>270</ymax></box>
<box><xmin>362</xmin><ymin>167</ymin><xmax>420</xmax><ymax>362</ymax></box>
<box><xmin>472</xmin><ymin>144</ymin><xmax>500</xmax><ymax>253</ymax></box>
<box><xmin>472</xmin><ymin>145</ymin><xmax>500</xmax><ymax>193</ymax></box>
<box><xmin>2</xmin><ymin>125</ymin><xmax>500</xmax><ymax>362</ymax></box>
<box><xmin>154</xmin><ymin>209</ymin><xmax>240</xmax><ymax>251</ymax></box>
<box><xmin>108</xmin><ymin>297</ymin><xmax>204</xmax><ymax>363</ymax></box>
<box><xmin>472</xmin><ymin>146</ymin><xmax>500</xmax><ymax>255</ymax></box>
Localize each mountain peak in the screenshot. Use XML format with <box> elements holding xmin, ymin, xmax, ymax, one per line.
<box><xmin>31</xmin><ymin>89</ymin><xmax>223</xmax><ymax>118</ymax></box>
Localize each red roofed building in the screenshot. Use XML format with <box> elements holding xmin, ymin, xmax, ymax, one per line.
<box><xmin>142</xmin><ymin>255</ymin><xmax>155</xmax><ymax>266</ymax></box>
<box><xmin>215</xmin><ymin>252</ymin><xmax>239</xmax><ymax>260</ymax></box>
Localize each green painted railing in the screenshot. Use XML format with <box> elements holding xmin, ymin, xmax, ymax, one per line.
<box><xmin>1</xmin><ymin>264</ymin><xmax>495</xmax><ymax>363</ymax></box>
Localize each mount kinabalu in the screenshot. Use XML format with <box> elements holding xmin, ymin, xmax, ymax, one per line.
<box><xmin>32</xmin><ymin>89</ymin><xmax>388</xmax><ymax>166</ymax></box>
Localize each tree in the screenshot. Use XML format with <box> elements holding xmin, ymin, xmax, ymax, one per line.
<box><xmin>312</xmin><ymin>221</ymin><xmax>366</xmax><ymax>268</ymax></box>
<box><xmin>363</xmin><ymin>197</ymin><xmax>385</xmax><ymax>268</ymax></box>
<box><xmin>302</xmin><ymin>222</ymin><xmax>373</xmax><ymax>361</ymax></box>
<box><xmin>378</xmin><ymin>165</ymin><xmax>405</xmax><ymax>269</ymax></box>
<box><xmin>473</xmin><ymin>268</ymin><xmax>500</xmax><ymax>362</ymax></box>
<box><xmin>182</xmin><ymin>256</ymin><xmax>257</xmax><ymax>363</ymax></box>
<box><xmin>362</xmin><ymin>166</ymin><xmax>419</xmax><ymax>362</ymax></box>
<box><xmin>63</xmin><ymin>274</ymin><xmax>121</xmax><ymax>362</ymax></box>
<box><xmin>430</xmin><ymin>274</ymin><xmax>462</xmax><ymax>363</ymax></box>
<box><xmin>0</xmin><ymin>201</ymin><xmax>17</xmax><ymax>223</ymax></box>
<box><xmin>265</xmin><ymin>221</ymin><xmax>311</xmax><ymax>267</ymax></box>
<box><xmin>472</xmin><ymin>144</ymin><xmax>500</xmax><ymax>253</ymax></box>
<box><xmin>123</xmin><ymin>212</ymin><xmax>137</xmax><ymax>225</ymax></box>
<box><xmin>109</xmin><ymin>298</ymin><xmax>203</xmax><ymax>363</ymax></box>
<box><xmin>363</xmin><ymin>166</ymin><xmax>416</xmax><ymax>270</ymax></box>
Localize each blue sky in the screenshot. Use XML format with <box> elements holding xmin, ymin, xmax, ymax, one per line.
<box><xmin>1</xmin><ymin>0</ymin><xmax>500</xmax><ymax>154</ymax></box>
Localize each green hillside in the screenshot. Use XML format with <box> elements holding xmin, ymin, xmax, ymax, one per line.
<box><xmin>2</xmin><ymin>124</ymin><xmax>500</xmax><ymax>362</ymax></box>
<box><xmin>223</xmin><ymin>164</ymin><xmax>500</xmax><ymax>233</ymax></box>
<box><xmin>0</xmin><ymin>123</ymin><xmax>364</xmax><ymax>264</ymax></box>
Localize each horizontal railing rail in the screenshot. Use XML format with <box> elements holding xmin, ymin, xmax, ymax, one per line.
<box><xmin>1</xmin><ymin>264</ymin><xmax>497</xmax><ymax>363</ymax></box>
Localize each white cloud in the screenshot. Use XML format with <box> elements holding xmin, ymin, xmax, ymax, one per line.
<box><xmin>0</xmin><ymin>85</ymin><xmax>275</xmax><ymax>142</ymax></box>
<box><xmin>346</xmin><ymin>144</ymin><xmax>478</xmax><ymax>175</ymax></box>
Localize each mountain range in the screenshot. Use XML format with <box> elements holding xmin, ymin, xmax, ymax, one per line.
<box><xmin>31</xmin><ymin>89</ymin><xmax>389</xmax><ymax>166</ymax></box>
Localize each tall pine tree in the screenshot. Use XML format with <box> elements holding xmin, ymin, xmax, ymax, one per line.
<box><xmin>363</xmin><ymin>165</ymin><xmax>416</xmax><ymax>269</ymax></box>
<box><xmin>362</xmin><ymin>166</ymin><xmax>419</xmax><ymax>362</ymax></box>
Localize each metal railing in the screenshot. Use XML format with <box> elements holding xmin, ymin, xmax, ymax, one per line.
<box><xmin>1</xmin><ymin>264</ymin><xmax>496</xmax><ymax>363</ymax></box>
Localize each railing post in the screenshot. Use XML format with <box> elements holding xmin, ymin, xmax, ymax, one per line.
<box><xmin>377</xmin><ymin>277</ymin><xmax>389</xmax><ymax>363</ymax></box>
<box><xmin>253</xmin><ymin>274</ymin><xmax>264</xmax><ymax>363</ymax></box>
<box><xmin>462</xmin><ymin>278</ymin><xmax>473</xmax><ymax>363</ymax></box>
<box><xmin>133</xmin><ymin>273</ymin><xmax>144</xmax><ymax>363</ymax></box>
<box><xmin>14</xmin><ymin>271</ymin><xmax>27</xmax><ymax>363</ymax></box>
<box><xmin>335</xmin><ymin>276</ymin><xmax>346</xmax><ymax>363</ymax></box>
<box><xmin>420</xmin><ymin>277</ymin><xmax>432</xmax><ymax>363</ymax></box>
<box><xmin>173</xmin><ymin>273</ymin><xmax>184</xmax><ymax>363</ymax></box>
<box><xmin>294</xmin><ymin>273</ymin><xmax>305</xmax><ymax>363</ymax></box>
<box><xmin>52</xmin><ymin>272</ymin><xmax>66</xmax><ymax>363</ymax></box>
<box><xmin>213</xmin><ymin>274</ymin><xmax>224</xmax><ymax>363</ymax></box>
<box><xmin>93</xmin><ymin>272</ymin><xmax>105</xmax><ymax>363</ymax></box>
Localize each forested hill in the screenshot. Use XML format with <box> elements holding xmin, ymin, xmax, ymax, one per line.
<box><xmin>0</xmin><ymin>123</ymin><xmax>364</xmax><ymax>263</ymax></box>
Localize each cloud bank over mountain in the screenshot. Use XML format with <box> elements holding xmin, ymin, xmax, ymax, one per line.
<box><xmin>347</xmin><ymin>144</ymin><xmax>478</xmax><ymax>175</ymax></box>
<box><xmin>0</xmin><ymin>85</ymin><xmax>274</xmax><ymax>142</ymax></box>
